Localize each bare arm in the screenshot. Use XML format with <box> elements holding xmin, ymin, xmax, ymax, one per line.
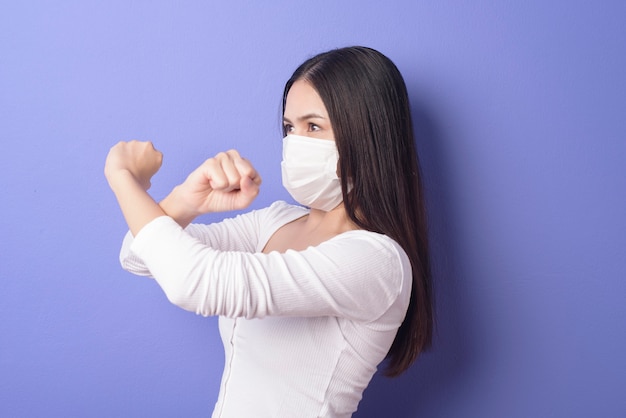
<box><xmin>104</xmin><ymin>141</ymin><xmax>166</xmax><ymax>236</ymax></box>
<box><xmin>104</xmin><ymin>141</ymin><xmax>261</xmax><ymax>235</ymax></box>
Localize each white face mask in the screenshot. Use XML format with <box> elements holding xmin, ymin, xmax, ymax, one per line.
<box><xmin>281</xmin><ymin>134</ymin><xmax>343</xmax><ymax>211</ymax></box>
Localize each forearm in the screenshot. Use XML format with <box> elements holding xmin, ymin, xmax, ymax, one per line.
<box><xmin>105</xmin><ymin>142</ymin><xmax>261</xmax><ymax>232</ymax></box>
<box><xmin>159</xmin><ymin>186</ymin><xmax>197</xmax><ymax>229</ymax></box>
<box><xmin>109</xmin><ymin>170</ymin><xmax>166</xmax><ymax>236</ymax></box>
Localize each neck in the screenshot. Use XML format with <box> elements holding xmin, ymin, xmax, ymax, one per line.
<box><xmin>303</xmin><ymin>203</ymin><xmax>359</xmax><ymax>234</ymax></box>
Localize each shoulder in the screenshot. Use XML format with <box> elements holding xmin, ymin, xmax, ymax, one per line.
<box><xmin>322</xmin><ymin>231</ymin><xmax>411</xmax><ymax>296</ymax></box>
<box><xmin>262</xmin><ymin>200</ymin><xmax>309</xmax><ymax>219</ymax></box>
<box><xmin>242</xmin><ymin>201</ymin><xmax>308</xmax><ymax>249</ymax></box>
<box><xmin>332</xmin><ymin>229</ymin><xmax>408</xmax><ymax>256</ymax></box>
<box><xmin>315</xmin><ymin>230</ymin><xmax>412</xmax><ymax>325</ymax></box>
<box><xmin>251</xmin><ymin>200</ymin><xmax>309</xmax><ymax>227</ymax></box>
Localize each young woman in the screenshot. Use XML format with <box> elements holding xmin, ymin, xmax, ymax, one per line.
<box><xmin>105</xmin><ymin>46</ymin><xmax>433</xmax><ymax>417</ymax></box>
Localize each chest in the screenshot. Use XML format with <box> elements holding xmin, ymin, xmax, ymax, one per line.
<box><xmin>262</xmin><ymin>220</ymin><xmax>336</xmax><ymax>253</ymax></box>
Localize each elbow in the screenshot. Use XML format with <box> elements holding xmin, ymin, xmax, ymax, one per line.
<box><xmin>162</xmin><ymin>286</ymin><xmax>207</xmax><ymax>316</ymax></box>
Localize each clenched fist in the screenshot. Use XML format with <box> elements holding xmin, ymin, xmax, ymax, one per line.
<box><xmin>165</xmin><ymin>149</ymin><xmax>262</xmax><ymax>221</ymax></box>
<box><xmin>105</xmin><ymin>140</ymin><xmax>163</xmax><ymax>191</ymax></box>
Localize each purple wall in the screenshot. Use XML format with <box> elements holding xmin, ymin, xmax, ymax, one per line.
<box><xmin>1</xmin><ymin>2</ymin><xmax>625</xmax><ymax>417</ymax></box>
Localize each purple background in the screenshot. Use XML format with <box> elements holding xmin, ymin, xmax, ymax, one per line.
<box><xmin>1</xmin><ymin>1</ymin><xmax>625</xmax><ymax>417</ymax></box>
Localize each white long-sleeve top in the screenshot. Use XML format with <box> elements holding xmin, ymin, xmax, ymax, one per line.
<box><xmin>119</xmin><ymin>201</ymin><xmax>412</xmax><ymax>418</ymax></box>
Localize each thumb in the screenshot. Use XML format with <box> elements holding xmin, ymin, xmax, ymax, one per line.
<box><xmin>239</xmin><ymin>176</ymin><xmax>260</xmax><ymax>200</ymax></box>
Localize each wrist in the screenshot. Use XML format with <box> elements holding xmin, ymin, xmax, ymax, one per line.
<box><xmin>160</xmin><ymin>185</ymin><xmax>198</xmax><ymax>228</ymax></box>
<box><xmin>106</xmin><ymin>169</ymin><xmax>136</xmax><ymax>192</ymax></box>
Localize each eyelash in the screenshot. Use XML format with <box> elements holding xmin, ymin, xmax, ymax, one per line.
<box><xmin>283</xmin><ymin>123</ymin><xmax>321</xmax><ymax>133</ymax></box>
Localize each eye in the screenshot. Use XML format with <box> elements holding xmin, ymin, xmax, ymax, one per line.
<box><xmin>283</xmin><ymin>123</ymin><xmax>294</xmax><ymax>135</ymax></box>
<box><xmin>309</xmin><ymin>123</ymin><xmax>321</xmax><ymax>132</ymax></box>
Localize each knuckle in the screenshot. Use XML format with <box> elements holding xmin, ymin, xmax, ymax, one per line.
<box><xmin>228</xmin><ymin>149</ymin><xmax>241</xmax><ymax>159</ymax></box>
<box><xmin>212</xmin><ymin>179</ymin><xmax>227</xmax><ymax>188</ymax></box>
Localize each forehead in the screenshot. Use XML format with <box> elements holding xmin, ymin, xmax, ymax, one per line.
<box><xmin>284</xmin><ymin>80</ymin><xmax>328</xmax><ymax>117</ymax></box>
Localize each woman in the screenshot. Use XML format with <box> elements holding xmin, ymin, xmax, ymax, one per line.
<box><xmin>105</xmin><ymin>46</ymin><xmax>433</xmax><ymax>417</ymax></box>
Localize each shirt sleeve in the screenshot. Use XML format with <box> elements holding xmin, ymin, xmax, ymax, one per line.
<box><xmin>128</xmin><ymin>215</ymin><xmax>412</xmax><ymax>328</ymax></box>
<box><xmin>119</xmin><ymin>201</ymin><xmax>307</xmax><ymax>277</ymax></box>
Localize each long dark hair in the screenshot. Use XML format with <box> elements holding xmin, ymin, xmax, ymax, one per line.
<box><xmin>282</xmin><ymin>46</ymin><xmax>433</xmax><ymax>377</ymax></box>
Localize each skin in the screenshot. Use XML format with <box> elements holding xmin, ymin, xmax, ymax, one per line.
<box><xmin>104</xmin><ymin>79</ymin><xmax>358</xmax><ymax>250</ymax></box>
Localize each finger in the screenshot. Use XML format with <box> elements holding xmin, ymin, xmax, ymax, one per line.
<box><xmin>239</xmin><ymin>175</ymin><xmax>260</xmax><ymax>200</ymax></box>
<box><xmin>228</xmin><ymin>150</ymin><xmax>262</xmax><ymax>186</ymax></box>
<box><xmin>205</xmin><ymin>155</ymin><xmax>242</xmax><ymax>192</ymax></box>
<box><xmin>152</xmin><ymin>147</ymin><xmax>164</xmax><ymax>170</ymax></box>
<box><xmin>203</xmin><ymin>157</ymin><xmax>229</xmax><ymax>190</ymax></box>
<box><xmin>216</xmin><ymin>151</ymin><xmax>242</xmax><ymax>191</ymax></box>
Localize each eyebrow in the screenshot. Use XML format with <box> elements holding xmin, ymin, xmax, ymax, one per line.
<box><xmin>283</xmin><ymin>113</ymin><xmax>327</xmax><ymax>123</ymax></box>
